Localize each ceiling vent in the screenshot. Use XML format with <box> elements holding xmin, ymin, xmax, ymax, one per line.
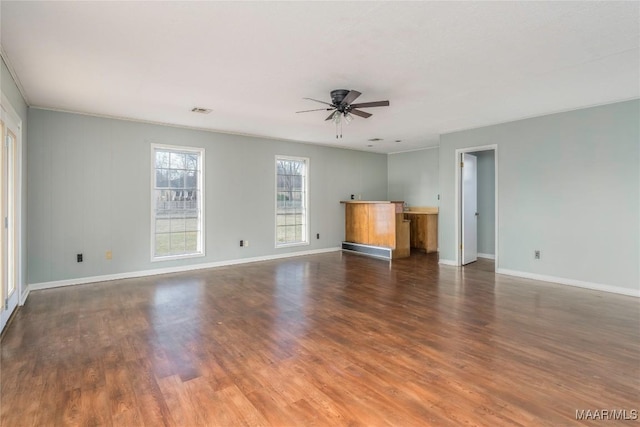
<box><xmin>191</xmin><ymin>107</ymin><xmax>212</xmax><ymax>114</ymax></box>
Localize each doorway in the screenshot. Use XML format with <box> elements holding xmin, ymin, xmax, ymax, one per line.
<box><xmin>0</xmin><ymin>98</ymin><xmax>22</xmax><ymax>333</ymax></box>
<box><xmin>454</xmin><ymin>145</ymin><xmax>497</xmax><ymax>269</ymax></box>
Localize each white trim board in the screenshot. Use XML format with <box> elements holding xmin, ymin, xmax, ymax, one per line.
<box><xmin>20</xmin><ymin>287</ymin><xmax>29</xmax><ymax>306</ymax></box>
<box><xmin>29</xmin><ymin>247</ymin><xmax>341</xmax><ymax>291</ymax></box>
<box><xmin>478</xmin><ymin>253</ymin><xmax>495</xmax><ymax>260</ymax></box>
<box><xmin>496</xmin><ymin>268</ymin><xmax>640</xmax><ymax>298</ymax></box>
<box><xmin>438</xmin><ymin>259</ymin><xmax>458</xmax><ymax>266</ymax></box>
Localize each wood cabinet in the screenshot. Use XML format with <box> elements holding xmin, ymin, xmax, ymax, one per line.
<box><xmin>341</xmin><ymin>201</ymin><xmax>410</xmax><ymax>259</ymax></box>
<box><xmin>404</xmin><ymin>207</ymin><xmax>438</xmax><ymax>253</ymax></box>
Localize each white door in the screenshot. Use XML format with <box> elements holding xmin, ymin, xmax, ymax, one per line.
<box><xmin>0</xmin><ymin>106</ymin><xmax>20</xmax><ymax>332</ymax></box>
<box><xmin>462</xmin><ymin>153</ymin><xmax>478</xmax><ymax>265</ymax></box>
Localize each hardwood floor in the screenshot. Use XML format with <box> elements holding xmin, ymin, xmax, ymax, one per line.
<box><xmin>1</xmin><ymin>252</ymin><xmax>638</xmax><ymax>426</ymax></box>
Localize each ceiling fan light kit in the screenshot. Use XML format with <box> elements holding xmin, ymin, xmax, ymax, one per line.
<box><xmin>296</xmin><ymin>89</ymin><xmax>390</xmax><ymax>138</ymax></box>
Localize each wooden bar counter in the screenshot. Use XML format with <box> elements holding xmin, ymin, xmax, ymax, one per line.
<box><xmin>403</xmin><ymin>206</ymin><xmax>438</xmax><ymax>253</ymax></box>
<box><xmin>340</xmin><ymin>201</ymin><xmax>410</xmax><ymax>259</ymax></box>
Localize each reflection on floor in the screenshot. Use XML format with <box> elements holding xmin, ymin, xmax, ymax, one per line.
<box><xmin>462</xmin><ymin>256</ymin><xmax>495</xmax><ymax>273</ymax></box>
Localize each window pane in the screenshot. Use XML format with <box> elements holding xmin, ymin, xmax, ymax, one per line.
<box><xmin>185</xmin><ymin>217</ymin><xmax>199</xmax><ymax>231</ymax></box>
<box><xmin>186</xmin><ymin>154</ymin><xmax>198</xmax><ymax>170</ymax></box>
<box><xmin>155</xmin><ymin>234</ymin><xmax>170</xmax><ymax>256</ymax></box>
<box><xmin>185</xmin><ymin>171</ymin><xmax>197</xmax><ymax>190</ymax></box>
<box><xmin>170</xmin><ymin>170</ymin><xmax>184</xmax><ymax>188</ymax></box>
<box><xmin>156</xmin><ymin>151</ymin><xmax>169</xmax><ymax>168</ymax></box>
<box><xmin>153</xmin><ymin>147</ymin><xmax>203</xmax><ymax>259</ymax></box>
<box><xmin>170</xmin><ymin>216</ymin><xmax>186</xmax><ymax>232</ymax></box>
<box><xmin>156</xmin><ymin>169</ymin><xmax>169</xmax><ymax>187</ymax></box>
<box><xmin>167</xmin><ymin>195</ymin><xmax>183</xmax><ymax>211</ymax></box>
<box><xmin>170</xmin><ymin>233</ymin><xmax>186</xmax><ymax>253</ymax></box>
<box><xmin>155</xmin><ymin>190</ymin><xmax>172</xmax><ymax>213</ymax></box>
<box><xmin>156</xmin><ymin>218</ymin><xmax>170</xmax><ymax>233</ymax></box>
<box><xmin>185</xmin><ymin>232</ymin><xmax>198</xmax><ymax>252</ymax></box>
<box><xmin>170</xmin><ymin>152</ymin><xmax>185</xmax><ymax>169</ymax></box>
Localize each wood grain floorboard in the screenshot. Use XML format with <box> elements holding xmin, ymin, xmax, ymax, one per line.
<box><xmin>1</xmin><ymin>252</ymin><xmax>638</xmax><ymax>426</ymax></box>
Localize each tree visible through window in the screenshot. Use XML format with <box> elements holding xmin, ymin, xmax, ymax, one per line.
<box><xmin>152</xmin><ymin>145</ymin><xmax>204</xmax><ymax>259</ymax></box>
<box><xmin>276</xmin><ymin>156</ymin><xmax>308</xmax><ymax>246</ymax></box>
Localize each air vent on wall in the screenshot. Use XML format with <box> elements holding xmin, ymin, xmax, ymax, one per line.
<box><xmin>191</xmin><ymin>107</ymin><xmax>212</xmax><ymax>114</ymax></box>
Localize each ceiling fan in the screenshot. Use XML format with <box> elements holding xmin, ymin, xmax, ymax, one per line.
<box><xmin>296</xmin><ymin>89</ymin><xmax>390</xmax><ymax>138</ymax></box>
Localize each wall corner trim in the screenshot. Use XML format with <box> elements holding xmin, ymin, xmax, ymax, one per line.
<box><xmin>496</xmin><ymin>268</ymin><xmax>640</xmax><ymax>298</ymax></box>
<box><xmin>28</xmin><ymin>247</ymin><xmax>341</xmax><ymax>293</ymax></box>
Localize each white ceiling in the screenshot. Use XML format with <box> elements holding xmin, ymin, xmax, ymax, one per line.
<box><xmin>1</xmin><ymin>1</ymin><xmax>638</xmax><ymax>153</ymax></box>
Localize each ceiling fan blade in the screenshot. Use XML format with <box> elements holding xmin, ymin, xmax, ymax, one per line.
<box><xmin>325</xmin><ymin>111</ymin><xmax>337</xmax><ymax>121</ymax></box>
<box><xmin>349</xmin><ymin>109</ymin><xmax>372</xmax><ymax>119</ymax></box>
<box><xmin>303</xmin><ymin>97</ymin><xmax>334</xmax><ymax>107</ymax></box>
<box><xmin>350</xmin><ymin>100</ymin><xmax>390</xmax><ymax>108</ymax></box>
<box><xmin>296</xmin><ymin>108</ymin><xmax>333</xmax><ymax>113</ymax></box>
<box><xmin>340</xmin><ymin>90</ymin><xmax>362</xmax><ymax>107</ymax></box>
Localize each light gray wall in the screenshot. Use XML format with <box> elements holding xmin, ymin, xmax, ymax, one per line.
<box><xmin>27</xmin><ymin>109</ymin><xmax>388</xmax><ymax>284</ymax></box>
<box><xmin>387</xmin><ymin>147</ymin><xmax>439</xmax><ymax>207</ymax></box>
<box><xmin>476</xmin><ymin>150</ymin><xmax>495</xmax><ymax>256</ymax></box>
<box><xmin>1</xmin><ymin>56</ymin><xmax>29</xmax><ymax>298</ymax></box>
<box><xmin>439</xmin><ymin>100</ymin><xmax>639</xmax><ymax>292</ymax></box>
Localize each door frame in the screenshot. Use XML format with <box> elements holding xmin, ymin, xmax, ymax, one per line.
<box><xmin>454</xmin><ymin>144</ymin><xmax>498</xmax><ymax>267</ymax></box>
<box><xmin>0</xmin><ymin>93</ymin><xmax>24</xmax><ymax>332</ymax></box>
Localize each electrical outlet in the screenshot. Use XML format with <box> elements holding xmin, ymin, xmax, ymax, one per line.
<box><xmin>77</xmin><ymin>253</ymin><xmax>83</xmax><ymax>263</ymax></box>
<box><xmin>239</xmin><ymin>240</ymin><xmax>244</xmax><ymax>247</ymax></box>
<box><xmin>106</xmin><ymin>250</ymin><xmax>112</xmax><ymax>260</ymax></box>
<box><xmin>534</xmin><ymin>250</ymin><xmax>540</xmax><ymax>259</ymax></box>
<box><xmin>317</xmin><ymin>233</ymin><xmax>320</xmax><ymax>239</ymax></box>
<box><xmin>244</xmin><ymin>240</ymin><xmax>249</xmax><ymax>247</ymax></box>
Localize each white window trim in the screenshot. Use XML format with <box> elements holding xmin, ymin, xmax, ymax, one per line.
<box><xmin>150</xmin><ymin>143</ymin><xmax>205</xmax><ymax>262</ymax></box>
<box><xmin>275</xmin><ymin>155</ymin><xmax>310</xmax><ymax>249</ymax></box>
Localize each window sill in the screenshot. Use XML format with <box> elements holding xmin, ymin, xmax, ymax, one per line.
<box><xmin>275</xmin><ymin>241</ymin><xmax>310</xmax><ymax>249</ymax></box>
<box><xmin>151</xmin><ymin>252</ymin><xmax>205</xmax><ymax>263</ymax></box>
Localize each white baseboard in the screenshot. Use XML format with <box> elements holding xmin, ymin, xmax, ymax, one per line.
<box><xmin>29</xmin><ymin>247</ymin><xmax>341</xmax><ymax>292</ymax></box>
<box><xmin>19</xmin><ymin>287</ymin><xmax>30</xmax><ymax>305</ymax></box>
<box><xmin>438</xmin><ymin>259</ymin><xmax>458</xmax><ymax>266</ymax></box>
<box><xmin>496</xmin><ymin>268</ymin><xmax>640</xmax><ymax>298</ymax></box>
<box><xmin>478</xmin><ymin>253</ymin><xmax>495</xmax><ymax>260</ymax></box>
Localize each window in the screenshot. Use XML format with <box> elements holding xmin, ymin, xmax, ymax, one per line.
<box><xmin>275</xmin><ymin>156</ymin><xmax>308</xmax><ymax>247</ymax></box>
<box><xmin>152</xmin><ymin>144</ymin><xmax>204</xmax><ymax>260</ymax></box>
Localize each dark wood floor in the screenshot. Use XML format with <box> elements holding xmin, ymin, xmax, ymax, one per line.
<box><xmin>1</xmin><ymin>252</ymin><xmax>638</xmax><ymax>426</ymax></box>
